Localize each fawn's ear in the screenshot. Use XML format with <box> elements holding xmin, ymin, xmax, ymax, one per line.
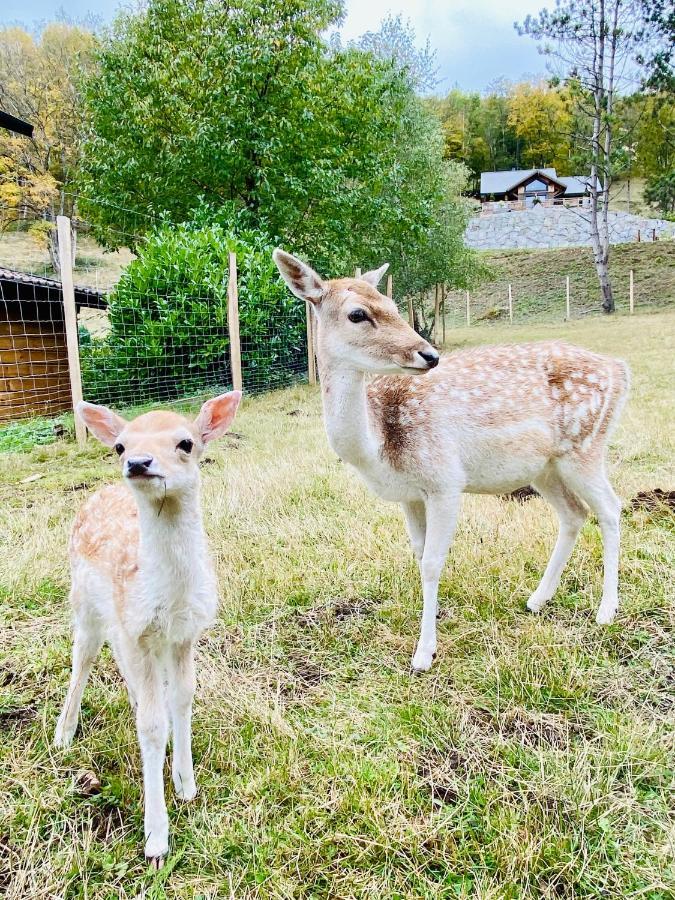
<box><xmin>195</xmin><ymin>391</ymin><xmax>242</xmax><ymax>444</ymax></box>
<box><xmin>273</xmin><ymin>249</ymin><xmax>325</xmax><ymax>304</ymax></box>
<box><xmin>360</xmin><ymin>263</ymin><xmax>389</xmax><ymax>288</ymax></box>
<box><xmin>77</xmin><ymin>401</ymin><xmax>127</xmax><ymax>447</ymax></box>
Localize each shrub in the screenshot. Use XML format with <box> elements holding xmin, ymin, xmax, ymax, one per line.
<box><xmin>80</xmin><ymin>219</ymin><xmax>306</xmax><ymax>406</ymax></box>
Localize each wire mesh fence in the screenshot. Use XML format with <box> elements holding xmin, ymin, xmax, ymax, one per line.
<box><xmin>439</xmin><ymin>265</ymin><xmax>673</xmax><ymax>334</ymax></box>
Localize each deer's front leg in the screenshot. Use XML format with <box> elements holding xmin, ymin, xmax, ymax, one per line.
<box><xmin>411</xmin><ymin>493</ymin><xmax>460</xmax><ymax>673</ymax></box>
<box><xmin>168</xmin><ymin>639</ymin><xmax>197</xmax><ymax>801</ymax></box>
<box><xmin>135</xmin><ymin>649</ymin><xmax>170</xmax><ymax>863</ymax></box>
<box><xmin>402</xmin><ymin>500</ymin><xmax>427</xmax><ymax>570</ymax></box>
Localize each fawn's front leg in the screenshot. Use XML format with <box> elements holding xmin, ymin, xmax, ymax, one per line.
<box><xmin>411</xmin><ymin>493</ymin><xmax>460</xmax><ymax>673</ymax></box>
<box><xmin>168</xmin><ymin>640</ymin><xmax>197</xmax><ymax>801</ymax></box>
<box><xmin>135</xmin><ymin>647</ymin><xmax>170</xmax><ymax>864</ymax></box>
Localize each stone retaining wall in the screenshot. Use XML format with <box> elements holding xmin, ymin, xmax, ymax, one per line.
<box><xmin>465</xmin><ymin>205</ymin><xmax>674</xmax><ymax>250</ymax></box>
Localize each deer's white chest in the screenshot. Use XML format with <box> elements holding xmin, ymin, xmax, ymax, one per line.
<box><xmin>347</xmin><ymin>454</ymin><xmax>426</xmax><ymax>503</ymax></box>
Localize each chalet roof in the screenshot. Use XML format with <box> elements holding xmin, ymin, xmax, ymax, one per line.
<box><xmin>480</xmin><ymin>168</ymin><xmax>561</xmax><ymax>195</ymax></box>
<box><xmin>0</xmin><ymin>267</ymin><xmax>107</xmax><ymax>310</ymax></box>
<box><xmin>557</xmin><ymin>175</ymin><xmax>596</xmax><ymax>195</ymax></box>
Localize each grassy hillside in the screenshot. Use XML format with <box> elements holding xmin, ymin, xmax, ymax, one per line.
<box><xmin>0</xmin><ymin>312</ymin><xmax>673</xmax><ymax>897</ymax></box>
<box><xmin>442</xmin><ymin>242</ymin><xmax>675</xmax><ymax>326</ymax></box>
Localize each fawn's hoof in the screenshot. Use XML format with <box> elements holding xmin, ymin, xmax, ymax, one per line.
<box><xmin>596</xmin><ymin>605</ymin><xmax>617</xmax><ymax>625</ymax></box>
<box><xmin>526</xmin><ymin>593</ymin><xmax>547</xmax><ymax>613</ymax></box>
<box><xmin>411</xmin><ymin>647</ymin><xmax>436</xmax><ymax>674</ymax></box>
<box><xmin>54</xmin><ymin>721</ymin><xmax>75</xmax><ymax>749</ymax></box>
<box><xmin>173</xmin><ymin>778</ymin><xmax>197</xmax><ymax>802</ymax></box>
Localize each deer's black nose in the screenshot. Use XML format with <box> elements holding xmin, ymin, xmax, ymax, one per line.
<box><xmin>418</xmin><ymin>349</ymin><xmax>440</xmax><ymax>369</ymax></box>
<box><xmin>126</xmin><ymin>456</ymin><xmax>154</xmax><ymax>477</ymax></box>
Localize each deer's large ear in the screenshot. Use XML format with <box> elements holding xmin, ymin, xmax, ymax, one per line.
<box><xmin>195</xmin><ymin>391</ymin><xmax>242</xmax><ymax>444</ymax></box>
<box><xmin>360</xmin><ymin>263</ymin><xmax>389</xmax><ymax>288</ymax></box>
<box><xmin>77</xmin><ymin>401</ymin><xmax>127</xmax><ymax>447</ymax></box>
<box><xmin>273</xmin><ymin>249</ymin><xmax>325</xmax><ymax>305</ymax></box>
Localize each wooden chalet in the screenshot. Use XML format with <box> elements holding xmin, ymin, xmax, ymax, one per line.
<box><xmin>479</xmin><ymin>168</ymin><xmax>593</xmax><ymax>209</ymax></box>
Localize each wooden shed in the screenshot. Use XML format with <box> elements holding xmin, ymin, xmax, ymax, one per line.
<box><xmin>0</xmin><ymin>267</ymin><xmax>106</xmax><ymax>422</ymax></box>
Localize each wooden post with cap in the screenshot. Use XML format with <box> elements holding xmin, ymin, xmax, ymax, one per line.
<box><xmin>227</xmin><ymin>252</ymin><xmax>242</xmax><ymax>392</ymax></box>
<box><xmin>57</xmin><ymin>215</ymin><xmax>86</xmax><ymax>446</ymax></box>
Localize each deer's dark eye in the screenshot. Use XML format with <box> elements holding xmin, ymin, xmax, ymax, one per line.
<box><xmin>114</xmin><ymin>443</ymin><xmax>124</xmax><ymax>456</ymax></box>
<box><xmin>177</xmin><ymin>438</ymin><xmax>194</xmax><ymax>453</ymax></box>
<box><xmin>348</xmin><ymin>309</ymin><xmax>369</xmax><ymax>323</ymax></box>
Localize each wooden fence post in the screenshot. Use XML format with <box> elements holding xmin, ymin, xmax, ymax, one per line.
<box><xmin>465</xmin><ymin>291</ymin><xmax>470</xmax><ymax>327</ymax></box>
<box><xmin>508</xmin><ymin>284</ymin><xmax>513</xmax><ymax>324</ymax></box>
<box><xmin>386</xmin><ymin>273</ymin><xmax>393</xmax><ymax>299</ymax></box>
<box><xmin>57</xmin><ymin>215</ymin><xmax>86</xmax><ymax>447</ymax></box>
<box><xmin>434</xmin><ymin>283</ymin><xmax>441</xmax><ymax>341</ymax></box>
<box><xmin>629</xmin><ymin>269</ymin><xmax>634</xmax><ymax>314</ymax></box>
<box><xmin>566</xmin><ymin>275</ymin><xmax>570</xmax><ymax>320</ymax></box>
<box><xmin>407</xmin><ymin>296</ymin><xmax>415</xmax><ymax>330</ymax></box>
<box><xmin>227</xmin><ymin>251</ymin><xmax>242</xmax><ymax>392</ymax></box>
<box><xmin>306</xmin><ymin>301</ymin><xmax>317</xmax><ymax>385</ymax></box>
<box><xmin>441</xmin><ymin>285</ymin><xmax>446</xmax><ymax>345</ymax></box>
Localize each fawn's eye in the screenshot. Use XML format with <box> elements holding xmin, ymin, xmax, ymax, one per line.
<box><xmin>348</xmin><ymin>309</ymin><xmax>369</xmax><ymax>323</ymax></box>
<box><xmin>177</xmin><ymin>438</ymin><xmax>193</xmax><ymax>454</ymax></box>
<box><xmin>114</xmin><ymin>443</ymin><xmax>124</xmax><ymax>456</ymax></box>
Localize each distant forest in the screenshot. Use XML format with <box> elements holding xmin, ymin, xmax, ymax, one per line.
<box><xmin>427</xmin><ymin>80</ymin><xmax>673</xmax><ymax>194</ymax></box>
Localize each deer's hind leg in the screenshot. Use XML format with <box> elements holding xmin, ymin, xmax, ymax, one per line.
<box><xmin>55</xmin><ymin>596</ymin><xmax>103</xmax><ymax>748</ymax></box>
<box><xmin>526</xmin><ymin>470</ymin><xmax>587</xmax><ymax>614</ymax></box>
<box><xmin>556</xmin><ymin>458</ymin><xmax>622</xmax><ymax>624</ymax></box>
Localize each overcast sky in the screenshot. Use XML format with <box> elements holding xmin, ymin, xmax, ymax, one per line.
<box><xmin>0</xmin><ymin>0</ymin><xmax>548</xmax><ymax>93</ymax></box>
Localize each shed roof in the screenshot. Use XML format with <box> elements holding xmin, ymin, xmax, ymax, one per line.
<box><xmin>0</xmin><ymin>267</ymin><xmax>107</xmax><ymax>310</ymax></box>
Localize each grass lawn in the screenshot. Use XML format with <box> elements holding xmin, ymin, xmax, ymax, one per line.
<box><xmin>0</xmin><ymin>312</ymin><xmax>673</xmax><ymax>898</ymax></box>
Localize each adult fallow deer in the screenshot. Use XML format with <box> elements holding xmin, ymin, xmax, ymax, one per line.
<box><xmin>273</xmin><ymin>250</ymin><xmax>629</xmax><ymax>672</ymax></box>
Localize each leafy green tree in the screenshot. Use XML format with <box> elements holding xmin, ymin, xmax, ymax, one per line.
<box><xmin>644</xmin><ymin>172</ymin><xmax>675</xmax><ymax>215</ymax></box>
<box><xmin>79</xmin><ymin>0</ymin><xmax>472</xmax><ymax>297</ymax></box>
<box><xmin>507</xmin><ymin>81</ymin><xmax>572</xmax><ymax>172</ymax></box>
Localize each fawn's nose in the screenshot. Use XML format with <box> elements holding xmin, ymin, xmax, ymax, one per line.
<box><xmin>126</xmin><ymin>455</ymin><xmax>154</xmax><ymax>477</ymax></box>
<box><xmin>418</xmin><ymin>349</ymin><xmax>440</xmax><ymax>369</ymax></box>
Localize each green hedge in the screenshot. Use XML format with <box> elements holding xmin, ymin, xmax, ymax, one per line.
<box><xmin>80</xmin><ymin>221</ymin><xmax>306</xmax><ymax>406</ymax></box>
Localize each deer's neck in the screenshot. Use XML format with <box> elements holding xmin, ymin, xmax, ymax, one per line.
<box><xmin>134</xmin><ymin>488</ymin><xmax>208</xmax><ymax>579</ymax></box>
<box><xmin>319</xmin><ymin>364</ymin><xmax>379</xmax><ymax>466</ymax></box>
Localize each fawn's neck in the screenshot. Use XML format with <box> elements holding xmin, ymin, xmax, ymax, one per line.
<box><xmin>319</xmin><ymin>362</ymin><xmax>379</xmax><ymax>466</ymax></box>
<box><xmin>134</xmin><ymin>486</ymin><xmax>208</xmax><ymax>577</ymax></box>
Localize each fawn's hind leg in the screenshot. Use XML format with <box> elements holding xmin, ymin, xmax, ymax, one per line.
<box><xmin>54</xmin><ymin>604</ymin><xmax>103</xmax><ymax>748</ymax></box>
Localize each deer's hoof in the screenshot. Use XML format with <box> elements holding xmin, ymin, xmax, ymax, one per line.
<box><xmin>526</xmin><ymin>594</ymin><xmax>547</xmax><ymax>613</ymax></box>
<box><xmin>596</xmin><ymin>605</ymin><xmax>617</xmax><ymax>626</ymax></box>
<box><xmin>411</xmin><ymin>647</ymin><xmax>436</xmax><ymax>674</ymax></box>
